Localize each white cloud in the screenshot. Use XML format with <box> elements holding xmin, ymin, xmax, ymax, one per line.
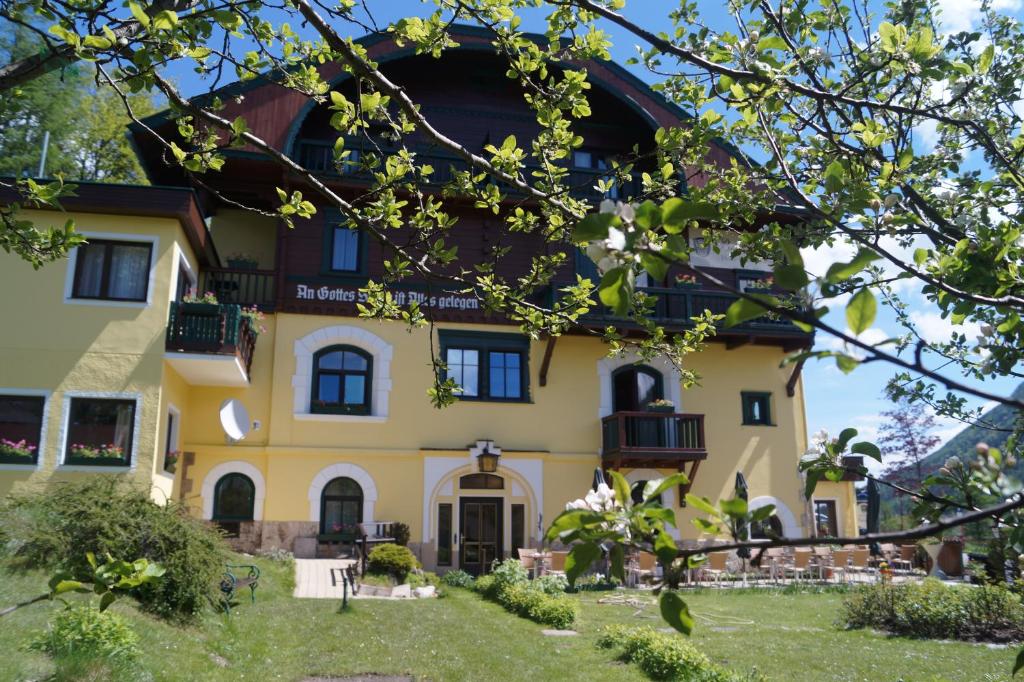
<box><xmin>908</xmin><ymin>310</ymin><xmax>981</xmax><ymax>344</ymax></box>
<box><xmin>933</xmin><ymin>0</ymin><xmax>1022</xmax><ymax>34</ymax></box>
<box><xmin>827</xmin><ymin>326</ymin><xmax>894</xmax><ymax>359</ymax></box>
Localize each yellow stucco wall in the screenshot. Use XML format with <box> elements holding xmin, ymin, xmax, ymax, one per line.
<box><xmin>0</xmin><ymin>210</ymin><xmax>198</xmax><ymax>501</ymax></box>
<box><xmin>207</xmin><ymin>209</ymin><xmax>277</xmax><ymax>270</ymax></box>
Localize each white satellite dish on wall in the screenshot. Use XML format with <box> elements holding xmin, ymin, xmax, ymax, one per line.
<box><xmin>219</xmin><ymin>399</ymin><xmax>251</xmax><ymax>443</ymax></box>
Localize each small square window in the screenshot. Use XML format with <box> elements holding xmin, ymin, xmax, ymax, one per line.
<box><xmin>741</xmin><ymin>392</ymin><xmax>772</xmax><ymax>426</ymax></box>
<box><xmin>0</xmin><ymin>395</ymin><xmax>45</xmax><ymax>465</ymax></box>
<box><xmin>439</xmin><ymin>331</ymin><xmax>530</xmax><ymax>403</ymax></box>
<box><xmin>446</xmin><ymin>348</ymin><xmax>479</xmax><ymax>397</ymax></box>
<box><xmin>72</xmin><ymin>240</ymin><xmax>152</xmax><ymax>302</ymax></box>
<box><xmin>65</xmin><ymin>397</ymin><xmax>136</xmax><ymax>466</ymax></box>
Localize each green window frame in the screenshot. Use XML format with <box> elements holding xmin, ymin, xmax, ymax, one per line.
<box><xmin>437</xmin><ymin>503</ymin><xmax>453</xmax><ymax>566</ymax></box>
<box><xmin>741</xmin><ymin>391</ymin><xmax>773</xmax><ymax>426</ymax></box>
<box><xmin>511</xmin><ymin>504</ymin><xmax>525</xmax><ymax>557</ymax></box>
<box><xmin>438</xmin><ymin>330</ymin><xmax>531</xmax><ymax>403</ymax></box>
<box><xmin>311</xmin><ymin>345</ymin><xmax>372</xmax><ymax>415</ymax></box>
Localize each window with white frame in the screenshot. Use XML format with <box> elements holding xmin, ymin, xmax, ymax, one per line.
<box><xmin>64</xmin><ymin>397</ymin><xmax>137</xmax><ymax>466</ymax></box>
<box><xmin>71</xmin><ymin>240</ymin><xmax>153</xmax><ymax>302</ymax></box>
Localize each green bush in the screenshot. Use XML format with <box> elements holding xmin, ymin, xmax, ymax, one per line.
<box><xmin>473</xmin><ymin>574</ymin><xmax>497</xmax><ymax>597</ymax></box>
<box><xmin>596</xmin><ymin>625</ymin><xmax>758</xmax><ymax>682</ymax></box>
<box><xmin>390</xmin><ymin>521</ymin><xmax>411</xmax><ymax>546</ymax></box>
<box><xmin>469</xmin><ymin>569</ymin><xmax>577</xmax><ymax>629</ymax></box>
<box><xmin>29</xmin><ymin>604</ymin><xmax>140</xmax><ymax>665</ymax></box>
<box><xmin>441</xmin><ymin>569</ymin><xmax>475</xmax><ymax>588</ymax></box>
<box><xmin>0</xmin><ymin>479</ymin><xmax>227</xmax><ymax>620</ymax></box>
<box><xmin>535</xmin><ymin>573</ymin><xmax>569</xmax><ymax>595</ymax></box>
<box><xmin>840</xmin><ymin>578</ymin><xmax>1024</xmax><ymax>642</ymax></box>
<box><xmin>490</xmin><ymin>557</ymin><xmax>529</xmax><ymax>589</ymax></box>
<box><xmin>366</xmin><ymin>543</ymin><xmax>418</xmax><ymax>581</ymax></box>
<box><xmin>408</xmin><ymin>570</ymin><xmax>440</xmax><ymax>589</ymax></box>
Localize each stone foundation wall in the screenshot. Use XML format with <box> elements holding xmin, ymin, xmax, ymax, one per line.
<box><xmin>225</xmin><ymin>521</ymin><xmax>263</xmax><ymax>554</ymax></box>
<box><xmin>260</xmin><ymin>521</ymin><xmax>318</xmax><ymax>554</ymax></box>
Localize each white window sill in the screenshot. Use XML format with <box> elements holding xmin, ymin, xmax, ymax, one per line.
<box><xmin>57</xmin><ymin>465</ymin><xmax>133</xmax><ymax>473</ymax></box>
<box><xmin>294</xmin><ymin>413</ymin><xmax>387</xmax><ymax>424</ymax></box>
<box><xmin>63</xmin><ymin>298</ymin><xmax>150</xmax><ymax>309</ymax></box>
<box><xmin>156</xmin><ymin>470</ymin><xmax>176</xmax><ymax>480</ymax></box>
<box><xmin>0</xmin><ymin>463</ymin><xmax>40</xmax><ymax>471</ymax></box>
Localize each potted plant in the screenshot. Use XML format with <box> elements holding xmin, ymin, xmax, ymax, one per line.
<box><xmin>646</xmin><ymin>399</ymin><xmax>676</xmax><ymax>413</ymax></box>
<box><xmin>240</xmin><ymin>305</ymin><xmax>268</xmax><ymax>335</ymax></box>
<box><xmin>68</xmin><ymin>443</ymin><xmax>126</xmax><ymax>466</ymax></box>
<box><xmin>180</xmin><ymin>289</ymin><xmax>221</xmax><ymax>315</ymax></box>
<box><xmin>164</xmin><ymin>450</ymin><xmax>180</xmax><ymax>474</ymax></box>
<box><xmin>226</xmin><ymin>252</ymin><xmax>259</xmax><ymax>270</ymax></box>
<box><xmin>674</xmin><ymin>273</ymin><xmax>699</xmax><ymax>289</ymax></box>
<box><xmin>743</xmin><ymin>276</ymin><xmax>774</xmax><ymax>292</ymax></box>
<box><xmin>0</xmin><ymin>437</ymin><xmax>36</xmax><ymax>463</ymax></box>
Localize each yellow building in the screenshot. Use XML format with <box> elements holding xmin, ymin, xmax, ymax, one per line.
<box><xmin>0</xmin><ymin>28</ymin><xmax>858</xmax><ymax>572</ymax></box>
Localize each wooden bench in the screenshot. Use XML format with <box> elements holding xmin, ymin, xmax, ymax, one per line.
<box><xmin>220</xmin><ymin>563</ymin><xmax>260</xmax><ymax>613</ymax></box>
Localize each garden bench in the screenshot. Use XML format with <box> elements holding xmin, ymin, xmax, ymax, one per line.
<box><xmin>220</xmin><ymin>563</ymin><xmax>260</xmax><ymax>613</ymax></box>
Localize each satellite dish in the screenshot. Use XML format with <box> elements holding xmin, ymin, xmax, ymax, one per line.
<box><xmin>219</xmin><ymin>399</ymin><xmax>251</xmax><ymax>442</ymax></box>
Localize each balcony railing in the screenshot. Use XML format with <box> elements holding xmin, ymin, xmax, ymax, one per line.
<box><xmin>166</xmin><ymin>302</ymin><xmax>257</xmax><ymax>378</ymax></box>
<box><xmin>601</xmin><ymin>411</ymin><xmax>707</xmax><ymax>462</ymax></box>
<box><xmin>295</xmin><ymin>138</ymin><xmax>644</xmax><ymax>202</ymax></box>
<box><xmin>575</xmin><ymin>286</ymin><xmax>807</xmax><ymax>334</ymax></box>
<box><xmin>198</xmin><ymin>268</ymin><xmax>276</xmax><ymax>310</ymax></box>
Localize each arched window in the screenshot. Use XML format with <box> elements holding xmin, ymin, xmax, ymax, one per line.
<box><xmin>213</xmin><ymin>473</ymin><xmax>255</xmax><ymax>537</ymax></box>
<box><xmin>612</xmin><ymin>365</ymin><xmax>664</xmax><ymax>412</ymax></box>
<box><xmin>320</xmin><ymin>477</ymin><xmax>364</xmax><ymax>535</ymax></box>
<box><xmin>312</xmin><ymin>345</ymin><xmax>372</xmax><ymax>415</ymax></box>
<box><xmin>459</xmin><ymin>473</ymin><xmax>504</xmax><ymax>490</ymax></box>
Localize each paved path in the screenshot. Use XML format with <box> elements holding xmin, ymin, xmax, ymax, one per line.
<box><xmin>293</xmin><ymin>558</ymin><xmax>356</xmax><ymax>599</ymax></box>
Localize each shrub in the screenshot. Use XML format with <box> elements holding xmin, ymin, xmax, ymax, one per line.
<box><xmin>473</xmin><ymin>574</ymin><xmax>497</xmax><ymax>597</ymax></box>
<box><xmin>29</xmin><ymin>604</ymin><xmax>140</xmax><ymax>665</ymax></box>
<box><xmin>535</xmin><ymin>573</ymin><xmax>569</xmax><ymax>595</ymax></box>
<box><xmin>596</xmin><ymin>625</ymin><xmax>757</xmax><ymax>682</ymax></box>
<box><xmin>441</xmin><ymin>569</ymin><xmax>475</xmax><ymax>588</ymax></box>
<box><xmin>840</xmin><ymin>578</ymin><xmax>1024</xmax><ymax>642</ymax></box>
<box><xmin>0</xmin><ymin>479</ymin><xmax>227</xmax><ymax>620</ymax></box>
<box><xmin>489</xmin><ymin>557</ymin><xmax>529</xmax><ymax>590</ymax></box>
<box><xmin>408</xmin><ymin>570</ymin><xmax>440</xmax><ymax>589</ymax></box>
<box><xmin>366</xmin><ymin>543</ymin><xmax>418</xmax><ymax>581</ymax></box>
<box><xmin>495</xmin><ymin>582</ymin><xmax>578</xmax><ymax>629</ymax></box>
<box><xmin>390</xmin><ymin>521</ymin><xmax>411</xmax><ymax>546</ymax></box>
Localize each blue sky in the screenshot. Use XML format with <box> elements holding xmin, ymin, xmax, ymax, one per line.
<box><xmin>167</xmin><ymin>0</ymin><xmax>1023</xmax><ymax>462</ymax></box>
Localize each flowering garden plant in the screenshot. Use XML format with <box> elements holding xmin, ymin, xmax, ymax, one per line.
<box><xmin>674</xmin><ymin>273</ymin><xmax>697</xmax><ymax>286</ymax></box>
<box><xmin>69</xmin><ymin>443</ymin><xmax>124</xmax><ymax>460</ymax></box>
<box><xmin>240</xmin><ymin>305</ymin><xmax>268</xmax><ymax>335</ymax></box>
<box><xmin>0</xmin><ymin>438</ymin><xmax>36</xmax><ymax>460</ymax></box>
<box><xmin>164</xmin><ymin>450</ymin><xmax>180</xmax><ymax>473</ymax></box>
<box><xmin>182</xmin><ymin>289</ymin><xmax>218</xmax><ymax>304</ymax></box>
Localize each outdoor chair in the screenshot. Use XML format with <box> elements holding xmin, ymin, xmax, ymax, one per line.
<box><xmin>635</xmin><ymin>551</ymin><xmax>658</xmax><ymax>583</ymax></box>
<box><xmin>548</xmin><ymin>551</ymin><xmax>568</xmax><ymax>575</ymax></box>
<box><xmin>700</xmin><ymin>551</ymin><xmax>730</xmax><ymax>585</ymax></box>
<box><xmin>783</xmin><ymin>549</ymin><xmax>815</xmax><ymax>582</ymax></box>
<box><xmin>896</xmin><ymin>544</ymin><xmax>916</xmax><ymax>573</ymax></box>
<box><xmin>761</xmin><ymin>547</ymin><xmax>787</xmax><ymax>582</ymax></box>
<box><xmin>830</xmin><ymin>549</ymin><xmax>851</xmax><ymax>583</ymax></box>
<box><xmin>850</xmin><ymin>548</ymin><xmax>873</xmax><ymax>582</ymax></box>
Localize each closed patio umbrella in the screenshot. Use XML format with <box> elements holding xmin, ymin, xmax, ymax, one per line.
<box><xmin>592</xmin><ymin>467</ymin><xmax>607</xmax><ymax>492</ymax></box>
<box><xmin>866</xmin><ymin>478</ymin><xmax>881</xmax><ymax>556</ymax></box>
<box><xmin>735</xmin><ymin>472</ymin><xmax>751</xmax><ymax>559</ymax></box>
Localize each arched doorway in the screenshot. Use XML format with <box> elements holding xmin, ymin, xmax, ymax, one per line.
<box><xmin>212</xmin><ymin>473</ymin><xmax>255</xmax><ymax>537</ymax></box>
<box><xmin>612</xmin><ymin>365</ymin><xmax>664</xmax><ymax>412</ymax></box>
<box><xmin>320</xmin><ymin>477</ymin><xmax>364</xmax><ymax>535</ymax></box>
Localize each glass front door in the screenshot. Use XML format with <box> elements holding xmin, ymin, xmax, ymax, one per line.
<box><xmin>459</xmin><ymin>498</ymin><xmax>502</xmax><ymax>575</ymax></box>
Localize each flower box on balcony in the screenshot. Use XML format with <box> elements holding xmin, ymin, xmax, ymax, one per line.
<box><xmin>226</xmin><ymin>257</ymin><xmax>258</xmax><ymax>270</ymax></box>
<box><xmin>66</xmin><ymin>444</ymin><xmax>127</xmax><ymax>467</ymax></box>
<box><xmin>179</xmin><ymin>302</ymin><xmax>222</xmax><ymax>316</ymax></box>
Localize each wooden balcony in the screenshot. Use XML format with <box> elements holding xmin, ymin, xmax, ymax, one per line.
<box><xmin>601</xmin><ymin>411</ymin><xmax>707</xmax><ymax>466</ymax></box>
<box><xmin>164</xmin><ymin>302</ymin><xmax>257</xmax><ymax>387</ymax></box>
<box><xmin>294</xmin><ymin>138</ymin><xmax>645</xmax><ymax>202</ymax></box>
<box><xmin>198</xmin><ymin>268</ymin><xmax>276</xmax><ymax>310</ymax></box>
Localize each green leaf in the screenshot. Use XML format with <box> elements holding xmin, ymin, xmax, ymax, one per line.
<box><xmin>99</xmin><ymin>591</ymin><xmax>117</xmax><ymax>612</ymax></box>
<box><xmin>128</xmin><ymin>2</ymin><xmax>151</xmax><ymax>28</ymax></box>
<box><xmin>836</xmin><ymin>427</ymin><xmax>859</xmax><ymax>451</ymax></box>
<box><xmin>565</xmin><ymin>541</ymin><xmax>602</xmax><ymax>587</ymax></box>
<box><xmin>685</xmin><ymin>494</ymin><xmax>719</xmax><ymax>517</ymax></box>
<box><xmin>598</xmin><ymin>267</ymin><xmax>631</xmax><ymax>316</ymax></box>
<box><xmin>573</xmin><ymin>212</ymin><xmax>619</xmax><ymax>242</ymax></box>
<box><xmin>978</xmin><ymin>44</ymin><xmax>995</xmax><ymax>75</ymax></box>
<box><xmin>804</xmin><ymin>470</ymin><xmax>821</xmax><ymax>498</ymax></box>
<box><xmin>825</xmin><ymin>248</ymin><xmax>881</xmax><ymax>283</ymax></box>
<box><xmin>609</xmin><ymin>543</ymin><xmax>626</xmax><ymax>583</ymax></box>
<box><xmin>723</xmin><ymin>295</ymin><xmax>772</xmax><ymax>327</ymax></box>
<box><xmin>780</xmin><ymin>239</ymin><xmax>803</xmax><ymax>267</ymax></box>
<box><xmin>751</xmin><ymin>504</ymin><xmax>776</xmax><ymax>522</ymax></box>
<box><xmin>850</xmin><ymin>441</ymin><xmax>882</xmax><ymax>461</ymax></box>
<box><xmin>661</xmin><ymin>198</ymin><xmax>722</xmax><ymax>234</ymax></box>
<box><xmin>846</xmin><ymin>288</ymin><xmax>877</xmax><ymax>335</ymax></box>
<box><xmin>774</xmin><ymin>263</ymin><xmax>808</xmax><ymax>290</ymax></box>
<box><xmin>835</xmin><ymin>354</ymin><xmax>860</xmax><ymax>374</ymax></box>
<box><xmin>692</xmin><ymin>517</ymin><xmax>720</xmax><ymax>534</ymax></box>
<box><xmin>654</xmin><ymin>530</ymin><xmax>678</xmax><ymax>566</ymax></box>
<box><xmin>756</xmin><ymin>35</ymin><xmax>788</xmax><ymax>51</ymax></box>
<box><xmin>608</xmin><ymin>470</ymin><xmax>632</xmax><ymax>509</ymax></box>
<box><xmin>639</xmin><ymin>252</ymin><xmax>668</xmax><ymax>283</ymax></box>
<box><xmin>545</xmin><ymin>509</ymin><xmax>607</xmax><ymax>542</ymax></box>
<box><xmin>51</xmin><ymin>580</ymin><xmax>88</xmax><ymax>596</ymax></box>
<box><xmin>643</xmin><ymin>474</ymin><xmax>689</xmax><ymax>503</ymax></box>
<box><xmin>659</xmin><ymin>591</ymin><xmax>694</xmax><ymax>635</ymax></box>
<box><xmin>633</xmin><ymin>200</ymin><xmax>661</xmax><ymax>230</ymax></box>
<box><xmin>823</xmin><ymin>160</ymin><xmax>846</xmax><ymax>194</ymax></box>
<box><xmin>719</xmin><ymin>497</ymin><xmax>748</xmax><ymax>518</ymax></box>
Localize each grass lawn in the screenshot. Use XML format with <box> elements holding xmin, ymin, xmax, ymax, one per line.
<box><xmin>0</xmin><ymin>559</ymin><xmax>1017</xmax><ymax>681</ymax></box>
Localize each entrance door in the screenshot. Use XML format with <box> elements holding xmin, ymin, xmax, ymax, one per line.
<box><xmin>459</xmin><ymin>498</ymin><xmax>502</xmax><ymax>575</ymax></box>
